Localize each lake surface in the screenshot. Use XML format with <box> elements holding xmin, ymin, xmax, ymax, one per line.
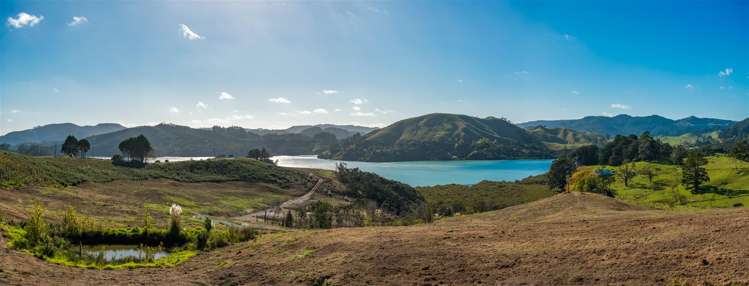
<box><xmin>69</xmin><ymin>244</ymin><xmax>170</xmax><ymax>263</ymax></box>
<box><xmin>271</xmin><ymin>155</ymin><xmax>552</xmax><ymax>186</ymax></box>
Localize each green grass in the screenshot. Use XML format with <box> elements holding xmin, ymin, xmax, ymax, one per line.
<box><xmin>417</xmin><ymin>181</ymin><xmax>555</xmax><ymax>216</ymax></box>
<box><xmin>595</xmin><ymin>156</ymin><xmax>749</xmax><ymax>209</ymax></box>
<box><xmin>0</xmin><ymin>151</ymin><xmax>307</xmax><ymax>189</ymax></box>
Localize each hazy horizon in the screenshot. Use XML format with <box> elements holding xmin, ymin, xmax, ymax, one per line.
<box><xmin>1</xmin><ymin>1</ymin><xmax>747</xmax><ymax>134</ymax></box>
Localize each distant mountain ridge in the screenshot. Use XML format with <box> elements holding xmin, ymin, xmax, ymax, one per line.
<box><xmin>320</xmin><ymin>113</ymin><xmax>553</xmax><ymax>161</ymax></box>
<box><xmin>0</xmin><ymin>123</ymin><xmax>126</xmax><ymax>146</ymax></box>
<box><xmin>85</xmin><ymin>124</ymin><xmax>339</xmax><ymax>157</ymax></box>
<box><xmin>247</xmin><ymin>124</ymin><xmax>376</xmax><ymax>139</ymax></box>
<box><xmin>518</xmin><ymin>114</ymin><xmax>735</xmax><ymax>137</ymax></box>
<box><xmin>526</xmin><ymin>126</ymin><xmax>608</xmax><ymax>146</ymax></box>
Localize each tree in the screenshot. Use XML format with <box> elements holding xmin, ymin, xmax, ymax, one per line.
<box><xmin>638</xmin><ymin>165</ymin><xmax>656</xmax><ymax>189</ymax></box>
<box><xmin>617</xmin><ymin>163</ymin><xmax>637</xmax><ymax>187</ymax></box>
<box><xmin>568</xmin><ymin>168</ymin><xmax>614</xmax><ymax>197</ymax></box>
<box><xmin>681</xmin><ymin>151</ymin><xmax>709</xmax><ymax>193</ymax></box>
<box><xmin>247</xmin><ymin>148</ymin><xmax>262</xmax><ymax>159</ymax></box>
<box><xmin>283</xmin><ymin>211</ymin><xmax>294</xmax><ymax>228</ymax></box>
<box><xmin>118</xmin><ymin>134</ymin><xmax>153</xmax><ymax>163</ymax></box>
<box><xmin>731</xmin><ymin>140</ymin><xmax>749</xmax><ymax>162</ymax></box>
<box><xmin>78</xmin><ymin>139</ymin><xmax>91</xmax><ymax>158</ymax></box>
<box><xmin>547</xmin><ymin>158</ymin><xmax>576</xmax><ymax>192</ymax></box>
<box><xmin>572</xmin><ymin>145</ymin><xmax>599</xmax><ymax>166</ymax></box>
<box><xmin>61</xmin><ymin>135</ymin><xmax>80</xmax><ymax>157</ymax></box>
<box><xmin>671</xmin><ymin>145</ymin><xmax>688</xmax><ymax>165</ymax></box>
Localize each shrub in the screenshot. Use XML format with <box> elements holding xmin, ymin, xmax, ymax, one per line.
<box><xmin>568</xmin><ymin>168</ymin><xmax>614</xmax><ymax>197</ymax></box>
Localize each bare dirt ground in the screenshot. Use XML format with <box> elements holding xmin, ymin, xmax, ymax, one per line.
<box><xmin>2</xmin><ymin>192</ymin><xmax>749</xmax><ymax>285</ymax></box>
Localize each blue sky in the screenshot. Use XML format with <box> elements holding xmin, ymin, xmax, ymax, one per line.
<box><xmin>1</xmin><ymin>0</ymin><xmax>747</xmax><ymax>133</ymax></box>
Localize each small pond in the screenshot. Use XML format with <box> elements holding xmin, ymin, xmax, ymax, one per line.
<box><xmin>67</xmin><ymin>244</ymin><xmax>170</xmax><ymax>263</ymax></box>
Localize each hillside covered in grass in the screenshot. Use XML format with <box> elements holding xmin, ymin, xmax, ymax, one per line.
<box><xmin>0</xmin><ymin>151</ymin><xmax>309</xmax><ymax>189</ymax></box>
<box><xmin>589</xmin><ymin>156</ymin><xmax>749</xmax><ymax>209</ymax></box>
<box><xmin>321</xmin><ymin>113</ymin><xmax>552</xmax><ymax>161</ymax></box>
<box><xmin>416</xmin><ymin>180</ymin><xmax>555</xmax><ymax>216</ymax></box>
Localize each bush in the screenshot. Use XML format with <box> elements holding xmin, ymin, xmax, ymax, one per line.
<box><xmin>568</xmin><ymin>168</ymin><xmax>614</xmax><ymax>197</ymax></box>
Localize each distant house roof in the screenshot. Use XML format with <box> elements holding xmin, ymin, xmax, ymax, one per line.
<box><xmin>595</xmin><ymin>168</ymin><xmax>615</xmax><ymax>177</ymax></box>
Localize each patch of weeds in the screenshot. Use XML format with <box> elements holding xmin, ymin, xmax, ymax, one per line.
<box><xmin>294</xmin><ymin>247</ymin><xmax>315</xmax><ymax>260</ymax></box>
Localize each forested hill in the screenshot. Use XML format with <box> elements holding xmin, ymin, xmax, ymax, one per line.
<box><xmin>518</xmin><ymin>114</ymin><xmax>735</xmax><ymax>137</ymax></box>
<box><xmin>319</xmin><ymin>113</ymin><xmax>553</xmax><ymax>162</ymax></box>
<box><xmin>85</xmin><ymin>124</ymin><xmax>336</xmax><ymax>157</ymax></box>
<box><xmin>720</xmin><ymin>118</ymin><xmax>749</xmax><ymax>141</ymax></box>
<box><xmin>525</xmin><ymin>126</ymin><xmax>608</xmax><ymax>146</ymax></box>
<box><xmin>0</xmin><ymin>123</ymin><xmax>125</xmax><ymax>145</ymax></box>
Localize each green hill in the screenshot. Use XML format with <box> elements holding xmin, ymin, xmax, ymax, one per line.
<box><xmin>85</xmin><ymin>124</ymin><xmax>325</xmax><ymax>157</ymax></box>
<box><xmin>720</xmin><ymin>118</ymin><xmax>749</xmax><ymax>142</ymax></box>
<box><xmin>0</xmin><ymin>123</ymin><xmax>125</xmax><ymax>146</ymax></box>
<box><xmin>320</xmin><ymin>113</ymin><xmax>553</xmax><ymax>161</ymax></box>
<box><xmin>586</xmin><ymin>156</ymin><xmax>749</xmax><ymax>209</ymax></box>
<box><xmin>519</xmin><ymin>114</ymin><xmax>734</xmax><ymax>137</ymax></box>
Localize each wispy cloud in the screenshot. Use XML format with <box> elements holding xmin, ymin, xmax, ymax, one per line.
<box><xmin>513</xmin><ymin>70</ymin><xmax>529</xmax><ymax>76</ymax></box>
<box><xmin>718</xmin><ymin>68</ymin><xmax>733</xmax><ymax>78</ymax></box>
<box><xmin>268</xmin><ymin>97</ymin><xmax>291</xmax><ymax>104</ymax></box>
<box><xmin>321</xmin><ymin>89</ymin><xmax>339</xmax><ymax>95</ymax></box>
<box><xmin>169</xmin><ymin>106</ymin><xmax>180</xmax><ymax>113</ymax></box>
<box><xmin>180</xmin><ymin>24</ymin><xmax>204</xmax><ymax>40</ymax></box>
<box><xmin>685</xmin><ymin>84</ymin><xmax>694</xmax><ymax>90</ymax></box>
<box><xmin>10</xmin><ymin>109</ymin><xmax>21</xmax><ymax>114</ymax></box>
<box><xmin>195</xmin><ymin>101</ymin><xmax>207</xmax><ymax>110</ymax></box>
<box><xmin>191</xmin><ymin>114</ymin><xmax>253</xmax><ymax>126</ymax></box>
<box><xmin>351</xmin><ymin>111</ymin><xmax>375</xmax><ymax>117</ymax></box>
<box><xmin>312</xmin><ymin>108</ymin><xmax>328</xmax><ymax>114</ymax></box>
<box><xmin>352</xmin><ymin>106</ymin><xmax>361</xmax><ymax>111</ymax></box>
<box><xmin>610</xmin><ymin>103</ymin><xmax>631</xmax><ymax>110</ymax></box>
<box><xmin>563</xmin><ymin>33</ymin><xmax>575</xmax><ymax>40</ymax></box>
<box><xmin>601</xmin><ymin>112</ymin><xmax>614</xmax><ymax>117</ymax></box>
<box><xmin>7</xmin><ymin>12</ymin><xmax>43</xmax><ymax>29</ymax></box>
<box><xmin>350</xmin><ymin>98</ymin><xmax>368</xmax><ymax>105</ymax></box>
<box><xmin>68</xmin><ymin>16</ymin><xmax>88</xmax><ymax>27</ymax></box>
<box><xmin>571</xmin><ymin>90</ymin><xmax>580</xmax><ymax>95</ymax></box>
<box><xmin>218</xmin><ymin>92</ymin><xmax>235</xmax><ymax>100</ymax></box>
<box><xmin>374</xmin><ymin>108</ymin><xmax>394</xmax><ymax>114</ymax></box>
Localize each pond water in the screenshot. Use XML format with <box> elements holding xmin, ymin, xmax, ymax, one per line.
<box><xmin>270</xmin><ymin>155</ymin><xmax>553</xmax><ymax>186</ymax></box>
<box><xmin>68</xmin><ymin>244</ymin><xmax>170</xmax><ymax>263</ymax></box>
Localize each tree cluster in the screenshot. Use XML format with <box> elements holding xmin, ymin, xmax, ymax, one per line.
<box><xmin>113</xmin><ymin>135</ymin><xmax>153</xmax><ymax>167</ymax></box>
<box><xmin>571</xmin><ymin>132</ymin><xmax>678</xmax><ymax>166</ymax></box>
<box><xmin>60</xmin><ymin>135</ymin><xmax>91</xmax><ymax>158</ymax></box>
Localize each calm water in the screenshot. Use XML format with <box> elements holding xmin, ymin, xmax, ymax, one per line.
<box><xmin>70</xmin><ymin>244</ymin><xmax>170</xmax><ymax>263</ymax></box>
<box><xmin>271</xmin><ymin>155</ymin><xmax>552</xmax><ymax>186</ymax></box>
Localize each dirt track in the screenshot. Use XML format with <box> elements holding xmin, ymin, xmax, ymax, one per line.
<box><xmin>2</xmin><ymin>192</ymin><xmax>749</xmax><ymax>285</ymax></box>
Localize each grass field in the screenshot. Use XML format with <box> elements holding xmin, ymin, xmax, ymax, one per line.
<box><xmin>592</xmin><ymin>155</ymin><xmax>749</xmax><ymax>209</ymax></box>
<box><xmin>416</xmin><ymin>181</ymin><xmax>555</xmax><ymax>216</ymax></box>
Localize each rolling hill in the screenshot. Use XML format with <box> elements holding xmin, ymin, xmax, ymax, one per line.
<box><xmin>320</xmin><ymin>113</ymin><xmax>553</xmax><ymax>161</ymax></box>
<box><xmin>247</xmin><ymin>124</ymin><xmax>376</xmax><ymax>139</ymax></box>
<box><xmin>0</xmin><ymin>123</ymin><xmax>126</xmax><ymax>146</ymax></box>
<box><xmin>720</xmin><ymin>117</ymin><xmax>749</xmax><ymax>141</ymax></box>
<box><xmin>525</xmin><ymin>125</ymin><xmax>608</xmax><ymax>146</ymax></box>
<box><xmin>85</xmin><ymin>124</ymin><xmax>326</xmax><ymax>157</ymax></box>
<box><xmin>518</xmin><ymin>114</ymin><xmax>735</xmax><ymax>137</ymax></box>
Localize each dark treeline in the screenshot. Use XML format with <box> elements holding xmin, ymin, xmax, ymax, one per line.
<box><xmin>568</xmin><ymin>132</ymin><xmax>682</xmax><ymax>166</ymax></box>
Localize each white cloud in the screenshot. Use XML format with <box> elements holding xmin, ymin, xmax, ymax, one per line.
<box><xmin>10</xmin><ymin>109</ymin><xmax>21</xmax><ymax>114</ymax></box>
<box><xmin>169</xmin><ymin>106</ymin><xmax>180</xmax><ymax>113</ymax></box>
<box><xmin>457</xmin><ymin>79</ymin><xmax>464</xmax><ymax>84</ymax></box>
<box><xmin>334</xmin><ymin>108</ymin><xmax>342</xmax><ymax>112</ymax></box>
<box><xmin>52</xmin><ymin>88</ymin><xmax>60</xmax><ymax>93</ymax></box>
<box><xmin>298</xmin><ymin>110</ymin><xmax>312</xmax><ymax>115</ymax></box>
<box><xmin>68</xmin><ymin>16</ymin><xmax>88</xmax><ymax>27</ymax></box>
<box><xmin>191</xmin><ymin>114</ymin><xmax>253</xmax><ymax>126</ymax></box>
<box><xmin>601</xmin><ymin>112</ymin><xmax>614</xmax><ymax>117</ymax></box>
<box><xmin>610</xmin><ymin>103</ymin><xmax>631</xmax><ymax>110</ymax></box>
<box><xmin>563</xmin><ymin>34</ymin><xmax>575</xmax><ymax>40</ymax></box>
<box><xmin>718</xmin><ymin>68</ymin><xmax>733</xmax><ymax>78</ymax></box>
<box><xmin>6</xmin><ymin>118</ymin><xmax>13</xmax><ymax>123</ymax></box>
<box><xmin>321</xmin><ymin>89</ymin><xmax>339</xmax><ymax>95</ymax></box>
<box><xmin>313</xmin><ymin>108</ymin><xmax>328</xmax><ymax>114</ymax></box>
<box><xmin>685</xmin><ymin>84</ymin><xmax>694</xmax><ymax>90</ymax></box>
<box><xmin>7</xmin><ymin>12</ymin><xmax>43</xmax><ymax>29</ymax></box>
<box><xmin>374</xmin><ymin>108</ymin><xmax>394</xmax><ymax>114</ymax></box>
<box><xmin>195</xmin><ymin>101</ymin><xmax>208</xmax><ymax>110</ymax></box>
<box><xmin>218</xmin><ymin>92</ymin><xmax>235</xmax><ymax>100</ymax></box>
<box><xmin>268</xmin><ymin>97</ymin><xmax>291</xmax><ymax>104</ymax></box>
<box><xmin>571</xmin><ymin>90</ymin><xmax>580</xmax><ymax>95</ymax></box>
<box><xmin>230</xmin><ymin>114</ymin><xmax>254</xmax><ymax>120</ymax></box>
<box><xmin>180</xmin><ymin>24</ymin><xmax>204</xmax><ymax>40</ymax></box>
<box><xmin>350</xmin><ymin>98</ymin><xmax>368</xmax><ymax>105</ymax></box>
<box><xmin>352</xmin><ymin>106</ymin><xmax>361</xmax><ymax>111</ymax></box>
<box><xmin>351</xmin><ymin>111</ymin><xmax>375</xmax><ymax>117</ymax></box>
